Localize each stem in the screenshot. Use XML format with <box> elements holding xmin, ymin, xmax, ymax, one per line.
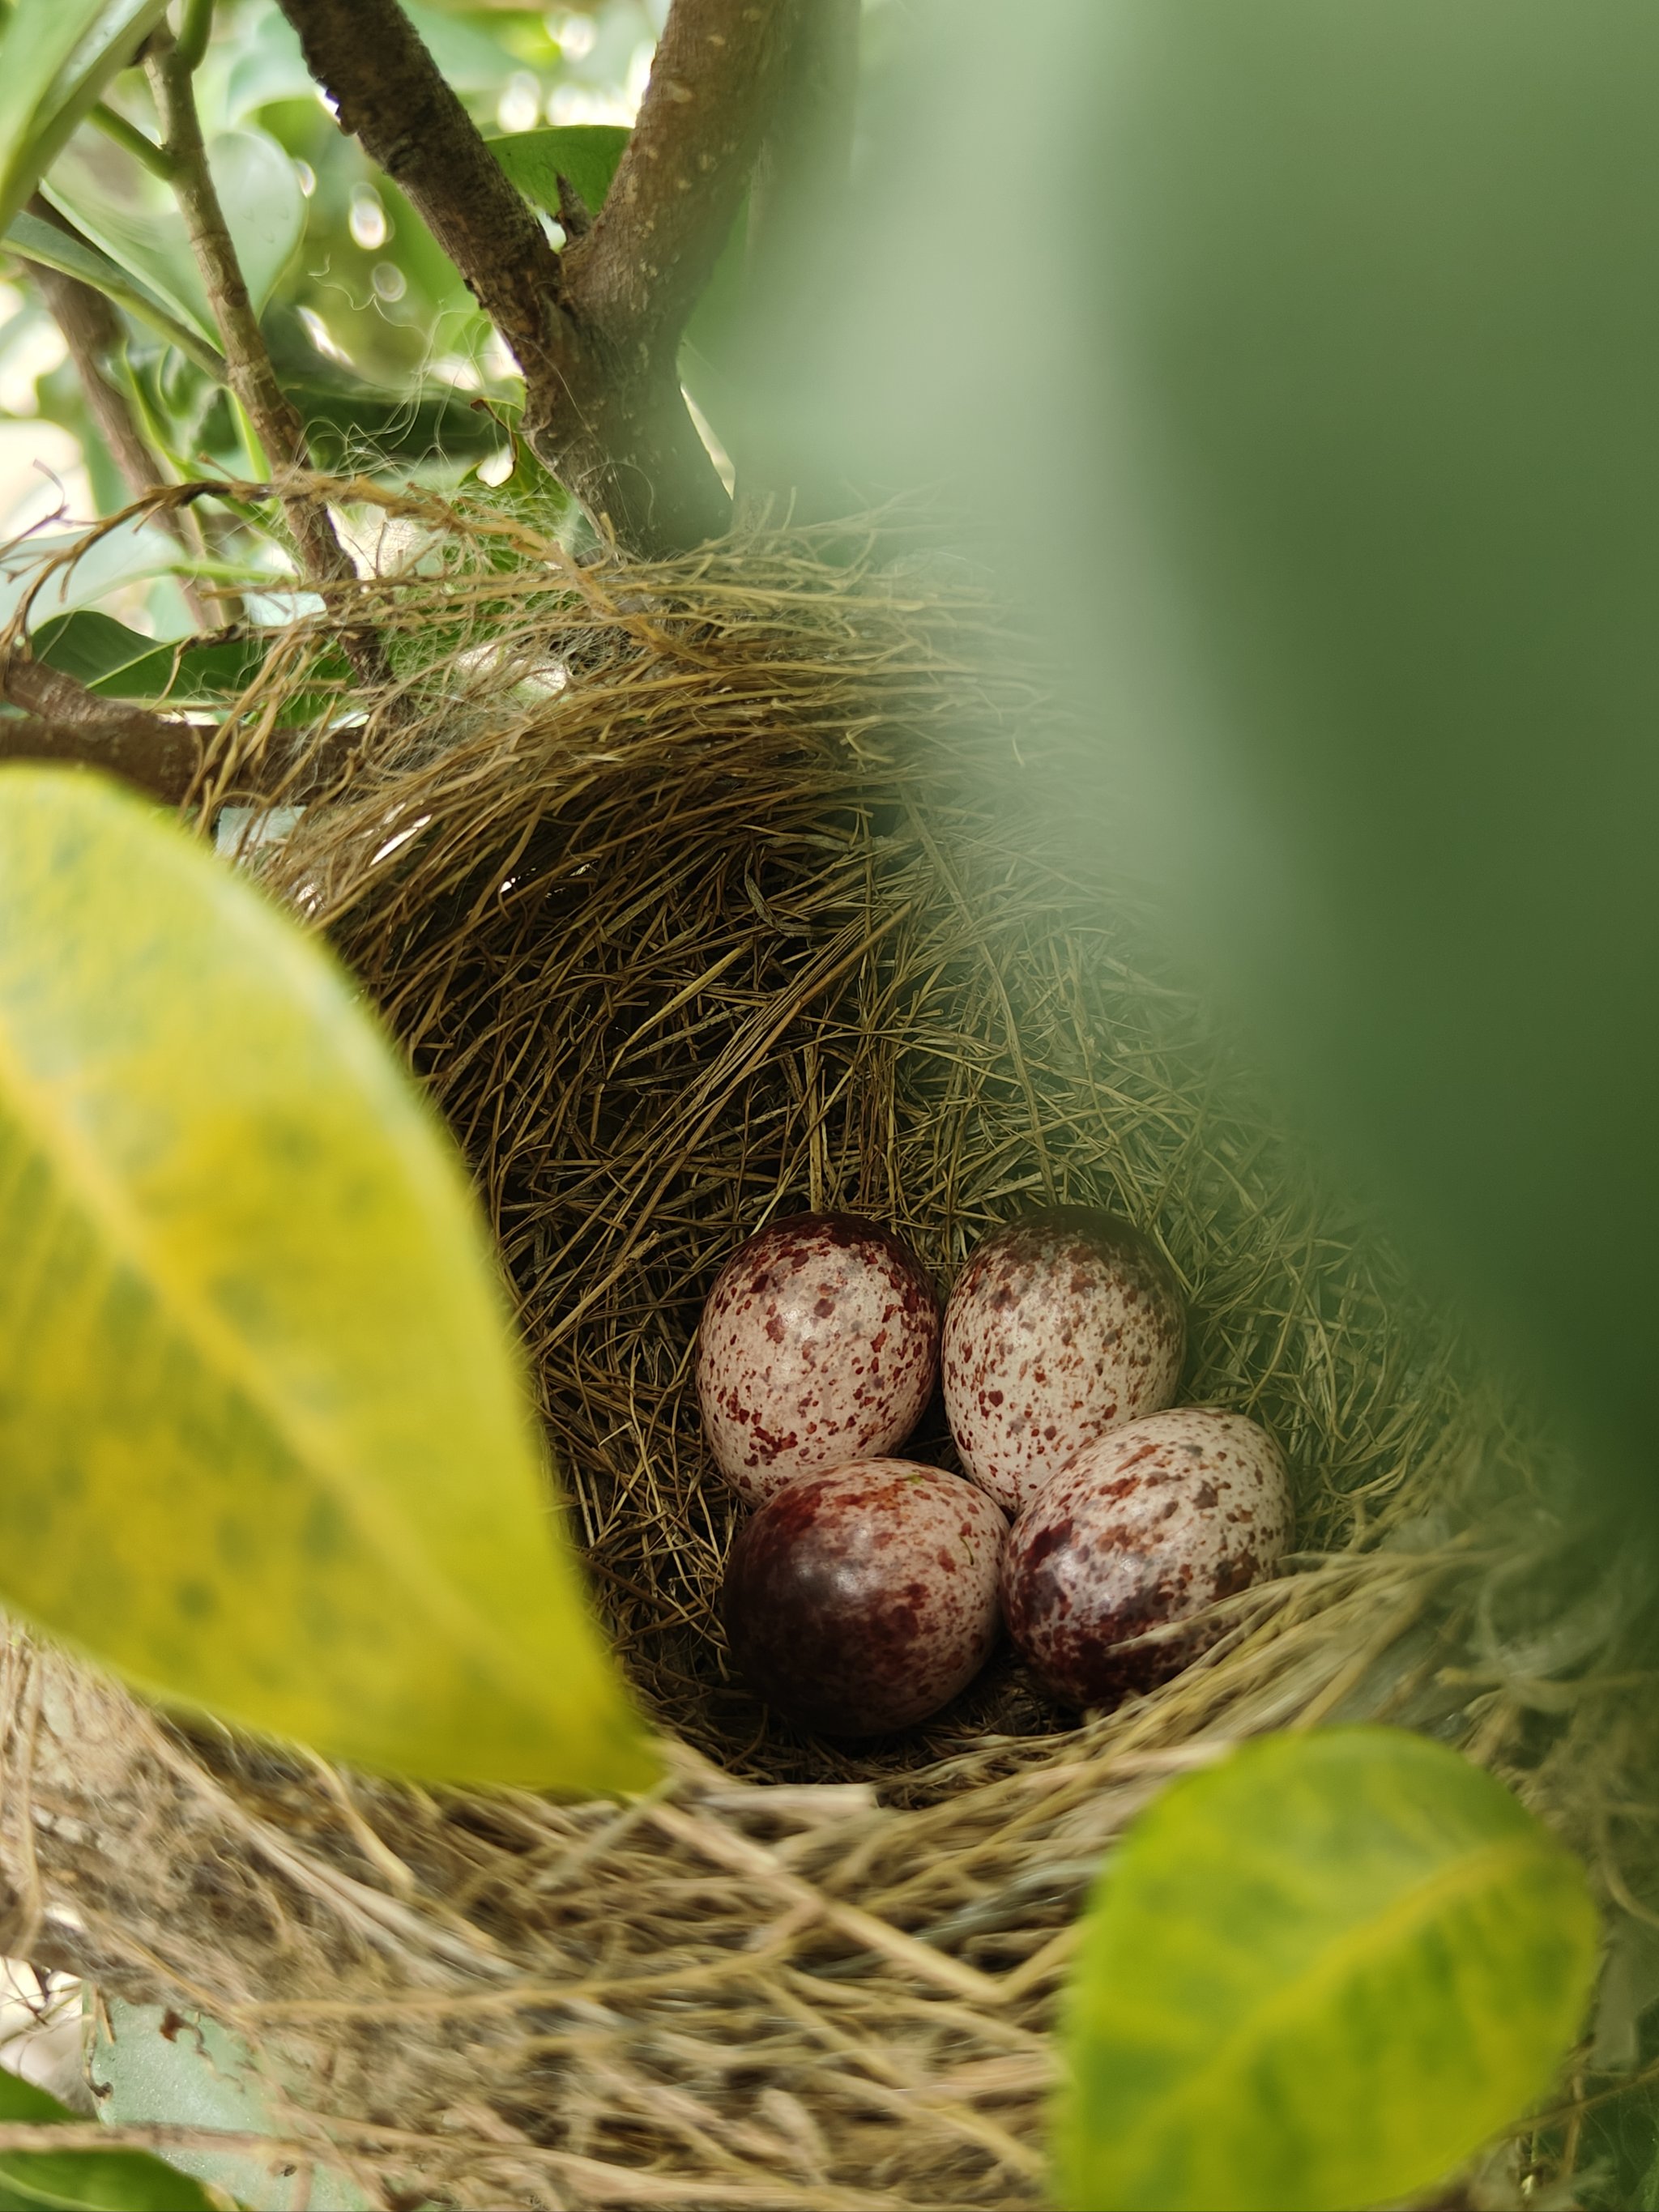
<box><xmin>144</xmin><ymin>22</ymin><xmax>384</xmax><ymax>683</ymax></box>
<box><xmin>175</xmin><ymin>0</ymin><xmax>215</xmax><ymax>75</ymax></box>
<box><xmin>0</xmin><ymin>660</ymin><xmax>203</xmax><ymax>803</ymax></box>
<box><xmin>89</xmin><ymin>103</ymin><xmax>175</xmax><ymax>181</ymax></box>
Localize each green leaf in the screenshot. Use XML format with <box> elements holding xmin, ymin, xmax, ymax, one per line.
<box><xmin>91</xmin><ymin>1997</ymin><xmax>369</xmax><ymax>2210</ymax></box>
<box><xmin>1</xmin><ymin>211</ymin><xmax>225</xmax><ymax>378</ymax></box>
<box><xmin>0</xmin><ymin>2069</ymin><xmax>217</xmax><ymax>2210</ymax></box>
<box><xmin>43</xmin><ymin>125</ymin><xmax>302</xmax><ymax>343</ymax></box>
<box><xmin>28</xmin><ymin>612</ymin><xmax>267</xmax><ymax>705</ymax></box>
<box><xmin>0</xmin><ymin>767</ymin><xmax>656</xmax><ymax>1792</ymax></box>
<box><xmin>488</xmin><ymin>123</ymin><xmax>629</xmax><ymax>224</ymax></box>
<box><xmin>199</xmin><ymin>129</ymin><xmax>304</xmax><ymax>314</ymax></box>
<box><xmin>1056</xmin><ymin>1728</ymin><xmax>1600</xmax><ymax>2212</ymax></box>
<box><xmin>27</xmin><ymin>612</ymin><xmax>348</xmax><ymax>724</ymax></box>
<box><xmin>0</xmin><ymin>0</ymin><xmax>169</xmax><ymax>234</ymax></box>
<box><xmin>222</xmin><ymin>7</ymin><xmax>314</xmax><ymax>122</ymax></box>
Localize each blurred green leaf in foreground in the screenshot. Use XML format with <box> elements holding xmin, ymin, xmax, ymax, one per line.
<box><xmin>1056</xmin><ymin>1728</ymin><xmax>1600</xmax><ymax>2212</ymax></box>
<box><xmin>812</xmin><ymin>0</ymin><xmax>1659</xmax><ymax>1538</ymax></box>
<box><xmin>0</xmin><ymin>765</ymin><xmax>655</xmax><ymax>1793</ymax></box>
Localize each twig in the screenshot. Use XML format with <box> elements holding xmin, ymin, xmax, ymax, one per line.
<box><xmin>0</xmin><ymin>710</ymin><xmax>203</xmax><ymax>801</ymax></box>
<box><xmin>143</xmin><ymin>21</ymin><xmax>385</xmax><ymax>686</ymax></box>
<box><xmin>278</xmin><ymin>0</ymin><xmax>793</xmax><ymax>556</ymax></box>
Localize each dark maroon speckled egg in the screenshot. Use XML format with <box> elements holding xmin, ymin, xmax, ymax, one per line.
<box><xmin>722</xmin><ymin>1459</ymin><xmax>1008</xmax><ymax>1736</ymax></box>
<box><xmin>942</xmin><ymin>1207</ymin><xmax>1185</xmax><ymax>1514</ymax></box>
<box><xmin>697</xmin><ymin>1213</ymin><xmax>940</xmax><ymax>1504</ymax></box>
<box><xmin>1000</xmin><ymin>1406</ymin><xmax>1292</xmax><ymax>1708</ymax></box>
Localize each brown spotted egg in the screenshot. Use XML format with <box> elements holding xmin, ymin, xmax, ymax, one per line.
<box><xmin>1000</xmin><ymin>1406</ymin><xmax>1292</xmax><ymax>1708</ymax></box>
<box><xmin>697</xmin><ymin>1213</ymin><xmax>940</xmax><ymax>1504</ymax></box>
<box><xmin>722</xmin><ymin>1459</ymin><xmax>1008</xmax><ymax>1735</ymax></box>
<box><xmin>942</xmin><ymin>1207</ymin><xmax>1185</xmax><ymax>1514</ymax></box>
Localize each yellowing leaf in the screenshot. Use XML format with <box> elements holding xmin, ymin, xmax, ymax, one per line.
<box><xmin>1056</xmin><ymin>1727</ymin><xmax>1599</xmax><ymax>2212</ymax></box>
<box><xmin>0</xmin><ymin>767</ymin><xmax>655</xmax><ymax>1793</ymax></box>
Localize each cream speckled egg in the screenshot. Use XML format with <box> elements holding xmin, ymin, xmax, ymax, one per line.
<box><xmin>942</xmin><ymin>1207</ymin><xmax>1185</xmax><ymax>1514</ymax></box>
<box><xmin>722</xmin><ymin>1459</ymin><xmax>1008</xmax><ymax>1736</ymax></box>
<box><xmin>697</xmin><ymin>1213</ymin><xmax>940</xmax><ymax>1504</ymax></box>
<box><xmin>1000</xmin><ymin>1406</ymin><xmax>1292</xmax><ymax>1708</ymax></box>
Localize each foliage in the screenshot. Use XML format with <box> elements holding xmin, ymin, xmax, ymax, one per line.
<box><xmin>0</xmin><ymin>0</ymin><xmax>171</xmax><ymax>236</ymax></box>
<box><xmin>1055</xmin><ymin>1728</ymin><xmax>1600</xmax><ymax>2212</ymax></box>
<box><xmin>0</xmin><ymin>0</ymin><xmax>667</xmax><ymax>624</ymax></box>
<box><xmin>0</xmin><ymin>6</ymin><xmax>1629</xmax><ymax>2207</ymax></box>
<box><xmin>91</xmin><ymin>1997</ymin><xmax>369</xmax><ymax>2210</ymax></box>
<box><xmin>0</xmin><ymin>765</ymin><xmax>653</xmax><ymax>1790</ymax></box>
<box><xmin>0</xmin><ymin>2067</ymin><xmax>216</xmax><ymax>2210</ymax></box>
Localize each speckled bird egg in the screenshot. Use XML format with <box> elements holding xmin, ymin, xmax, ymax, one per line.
<box><xmin>941</xmin><ymin>1207</ymin><xmax>1185</xmax><ymax>1514</ymax></box>
<box><xmin>1000</xmin><ymin>1406</ymin><xmax>1292</xmax><ymax>1708</ymax></box>
<box><xmin>697</xmin><ymin>1213</ymin><xmax>940</xmax><ymax>1504</ymax></box>
<box><xmin>722</xmin><ymin>1459</ymin><xmax>1008</xmax><ymax>1736</ymax></box>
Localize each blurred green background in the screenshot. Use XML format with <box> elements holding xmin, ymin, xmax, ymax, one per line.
<box><xmin>808</xmin><ymin>0</ymin><xmax>1659</xmax><ymax>1541</ymax></box>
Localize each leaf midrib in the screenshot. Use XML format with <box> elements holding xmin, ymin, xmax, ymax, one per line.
<box><xmin>0</xmin><ymin>1009</ymin><xmax>550</xmax><ymax>1714</ymax></box>
<box><xmin>1108</xmin><ymin>1831</ymin><xmax>1542</xmax><ymax>2167</ymax></box>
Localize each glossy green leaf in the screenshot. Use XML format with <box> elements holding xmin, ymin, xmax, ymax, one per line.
<box><xmin>30</xmin><ymin>612</ymin><xmax>267</xmax><ymax>705</ymax></box>
<box><xmin>44</xmin><ymin>125</ymin><xmax>302</xmax><ymax>342</ymax></box>
<box><xmin>488</xmin><ymin>123</ymin><xmax>629</xmax><ymax>224</ymax></box>
<box><xmin>1056</xmin><ymin>1728</ymin><xmax>1599</xmax><ymax>2212</ymax></box>
<box><xmin>0</xmin><ymin>2069</ymin><xmax>217</xmax><ymax>2210</ymax></box>
<box><xmin>0</xmin><ymin>767</ymin><xmax>655</xmax><ymax>1792</ymax></box>
<box><xmin>0</xmin><ymin>211</ymin><xmax>225</xmax><ymax>378</ymax></box>
<box><xmin>0</xmin><ymin>0</ymin><xmax>168</xmax><ymax>234</ymax></box>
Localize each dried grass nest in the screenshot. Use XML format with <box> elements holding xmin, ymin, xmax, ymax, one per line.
<box><xmin>0</xmin><ymin>484</ymin><xmax>1650</xmax><ymax>2210</ymax></box>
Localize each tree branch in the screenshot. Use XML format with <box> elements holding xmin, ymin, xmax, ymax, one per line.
<box><xmin>144</xmin><ymin>23</ymin><xmax>386</xmax><ymax>684</ymax></box>
<box><xmin>277</xmin><ymin>0</ymin><xmax>794</xmax><ymax>556</ymax></box>
<box><xmin>0</xmin><ymin>657</ymin><xmax>367</xmax><ymax>811</ymax></box>
<box><xmin>578</xmin><ymin>0</ymin><xmax>793</xmax><ymax>348</ymax></box>
<box><xmin>279</xmin><ymin>0</ymin><xmax>563</xmax><ymax>390</ymax></box>
<box><xmin>0</xmin><ymin>663</ymin><xmax>204</xmax><ymax>803</ymax></box>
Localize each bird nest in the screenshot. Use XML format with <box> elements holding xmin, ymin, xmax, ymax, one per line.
<box><xmin>0</xmin><ymin>487</ymin><xmax>1643</xmax><ymax>2210</ymax></box>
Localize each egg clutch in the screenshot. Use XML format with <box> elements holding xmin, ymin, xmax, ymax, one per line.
<box><xmin>697</xmin><ymin>1209</ymin><xmax>1293</xmax><ymax>1739</ymax></box>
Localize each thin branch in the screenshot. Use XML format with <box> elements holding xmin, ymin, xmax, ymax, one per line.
<box><xmin>0</xmin><ymin>661</ymin><xmax>204</xmax><ymax>803</ymax></box>
<box><xmin>0</xmin><ymin>651</ymin><xmax>368</xmax><ymax>810</ymax></box>
<box><xmin>0</xmin><ymin>710</ymin><xmax>203</xmax><ymax>801</ymax></box>
<box><xmin>144</xmin><ymin>23</ymin><xmax>386</xmax><ymax>684</ymax></box>
<box><xmin>277</xmin><ymin>0</ymin><xmax>794</xmax><ymax>556</ymax></box>
<box><xmin>23</xmin><ymin>201</ymin><xmax>215</xmax><ymax>628</ymax></box>
<box><xmin>88</xmin><ymin>102</ymin><xmax>175</xmax><ymax>181</ymax></box>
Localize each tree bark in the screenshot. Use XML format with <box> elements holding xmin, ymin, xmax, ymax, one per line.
<box><xmin>0</xmin><ymin>662</ymin><xmax>205</xmax><ymax>803</ymax></box>
<box><xmin>278</xmin><ymin>0</ymin><xmax>796</xmax><ymax>556</ymax></box>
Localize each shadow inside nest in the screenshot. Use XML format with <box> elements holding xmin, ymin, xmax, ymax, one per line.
<box><xmin>225</xmin><ymin>510</ymin><xmax>1519</xmax><ymax>1797</ymax></box>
